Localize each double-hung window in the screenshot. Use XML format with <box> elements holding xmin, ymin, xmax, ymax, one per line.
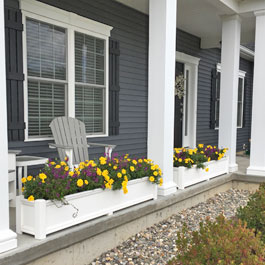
<box><xmin>22</xmin><ymin>0</ymin><xmax>112</xmax><ymax>140</ymax></box>
<box><xmin>215</xmin><ymin>64</ymin><xmax>246</xmax><ymax>129</ymax></box>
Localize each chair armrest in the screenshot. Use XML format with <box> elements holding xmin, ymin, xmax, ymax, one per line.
<box><xmin>49</xmin><ymin>143</ymin><xmax>74</xmax><ymax>150</ymax></box>
<box><xmin>87</xmin><ymin>142</ymin><xmax>116</xmax><ymax>149</ymax></box>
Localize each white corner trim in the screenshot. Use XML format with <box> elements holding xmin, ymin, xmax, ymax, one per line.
<box><xmin>217</xmin><ymin>63</ymin><xmax>246</xmax><ymax>77</ymax></box>
<box><xmin>20</xmin><ymin>0</ymin><xmax>113</xmax><ymax>37</ymax></box>
<box><xmin>176</xmin><ymin>51</ymin><xmax>200</xmax><ymax>66</ymax></box>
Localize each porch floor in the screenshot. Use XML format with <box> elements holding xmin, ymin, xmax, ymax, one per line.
<box><xmin>1</xmin><ymin>156</ymin><xmax>263</xmax><ymax>265</ymax></box>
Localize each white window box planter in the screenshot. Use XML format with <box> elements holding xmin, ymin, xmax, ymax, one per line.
<box><xmin>16</xmin><ymin>177</ymin><xmax>157</xmax><ymax>239</ymax></box>
<box><xmin>173</xmin><ymin>157</ymin><xmax>229</xmax><ymax>190</ymax></box>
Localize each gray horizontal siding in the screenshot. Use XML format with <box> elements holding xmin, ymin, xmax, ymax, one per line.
<box><xmin>8</xmin><ymin>0</ymin><xmax>149</xmax><ymax>160</ymax></box>
<box><xmin>7</xmin><ymin>0</ymin><xmax>254</xmax><ymax>168</ymax></box>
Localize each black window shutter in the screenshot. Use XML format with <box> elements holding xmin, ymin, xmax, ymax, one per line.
<box><xmin>109</xmin><ymin>38</ymin><xmax>120</xmax><ymax>136</ymax></box>
<box><xmin>210</xmin><ymin>69</ymin><xmax>217</xmax><ymax>129</ymax></box>
<box><xmin>243</xmin><ymin>77</ymin><xmax>247</xmax><ymax>127</ymax></box>
<box><xmin>5</xmin><ymin>2</ymin><xmax>25</xmax><ymax>141</ymax></box>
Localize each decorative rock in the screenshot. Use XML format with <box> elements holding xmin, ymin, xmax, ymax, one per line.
<box><xmin>90</xmin><ymin>189</ymin><xmax>250</xmax><ymax>265</ymax></box>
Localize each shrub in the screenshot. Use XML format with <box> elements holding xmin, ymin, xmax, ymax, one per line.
<box><xmin>237</xmin><ymin>183</ymin><xmax>265</xmax><ymax>243</ymax></box>
<box><xmin>23</xmin><ymin>154</ymin><xmax>163</xmax><ymax>201</ymax></box>
<box><xmin>173</xmin><ymin>144</ymin><xmax>227</xmax><ymax>169</ymax></box>
<box><xmin>168</xmin><ymin>215</ymin><xmax>265</xmax><ymax>265</ymax></box>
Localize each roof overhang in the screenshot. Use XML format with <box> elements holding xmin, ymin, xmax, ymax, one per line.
<box><xmin>116</xmin><ymin>0</ymin><xmax>262</xmax><ymax>49</ymax></box>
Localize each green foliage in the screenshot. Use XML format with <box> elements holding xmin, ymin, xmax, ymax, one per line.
<box><xmin>237</xmin><ymin>183</ymin><xmax>265</xmax><ymax>243</ymax></box>
<box><xmin>23</xmin><ymin>155</ymin><xmax>162</xmax><ymax>201</ymax></box>
<box><xmin>168</xmin><ymin>215</ymin><xmax>265</xmax><ymax>265</ymax></box>
<box><xmin>173</xmin><ymin>144</ymin><xmax>227</xmax><ymax>169</ymax></box>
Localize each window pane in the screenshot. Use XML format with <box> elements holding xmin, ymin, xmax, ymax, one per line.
<box><xmin>26</xmin><ymin>18</ymin><xmax>66</xmax><ymax>80</ymax></box>
<box><xmin>28</xmin><ymin>80</ymin><xmax>66</xmax><ymax>137</ymax></box>
<box><xmin>237</xmin><ymin>102</ymin><xmax>243</xmax><ymax>127</ymax></box>
<box><xmin>238</xmin><ymin>78</ymin><xmax>243</xmax><ymax>102</ymax></box>
<box><xmin>75</xmin><ymin>85</ymin><xmax>104</xmax><ymax>134</ymax></box>
<box><xmin>215</xmin><ymin>99</ymin><xmax>220</xmax><ymax>128</ymax></box>
<box><xmin>75</xmin><ymin>31</ymin><xmax>105</xmax><ymax>85</ymax></box>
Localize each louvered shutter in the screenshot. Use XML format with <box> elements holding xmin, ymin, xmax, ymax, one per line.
<box><xmin>109</xmin><ymin>38</ymin><xmax>120</xmax><ymax>136</ymax></box>
<box><xmin>210</xmin><ymin>69</ymin><xmax>218</xmax><ymax>129</ymax></box>
<box><xmin>5</xmin><ymin>2</ymin><xmax>25</xmax><ymax>141</ymax></box>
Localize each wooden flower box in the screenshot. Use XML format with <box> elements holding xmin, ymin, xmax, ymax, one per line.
<box><xmin>173</xmin><ymin>157</ymin><xmax>229</xmax><ymax>190</ymax></box>
<box><xmin>16</xmin><ymin>177</ymin><xmax>157</xmax><ymax>239</ymax></box>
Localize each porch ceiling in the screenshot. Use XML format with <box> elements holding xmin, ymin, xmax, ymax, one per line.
<box><xmin>115</xmin><ymin>0</ymin><xmax>256</xmax><ymax>48</ymax></box>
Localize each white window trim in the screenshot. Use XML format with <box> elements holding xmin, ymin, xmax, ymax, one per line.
<box><xmin>20</xmin><ymin>0</ymin><xmax>113</xmax><ymax>142</ymax></box>
<box><xmin>215</xmin><ymin>63</ymin><xmax>246</xmax><ymax>130</ymax></box>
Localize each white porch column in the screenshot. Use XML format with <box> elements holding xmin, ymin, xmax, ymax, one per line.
<box><xmin>0</xmin><ymin>0</ymin><xmax>17</xmax><ymax>253</ymax></box>
<box><xmin>218</xmin><ymin>15</ymin><xmax>241</xmax><ymax>173</ymax></box>
<box><xmin>247</xmin><ymin>10</ymin><xmax>265</xmax><ymax>176</ymax></box>
<box><xmin>148</xmin><ymin>0</ymin><xmax>177</xmax><ymax>196</ymax></box>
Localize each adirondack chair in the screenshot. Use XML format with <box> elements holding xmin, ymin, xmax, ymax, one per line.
<box><xmin>49</xmin><ymin>117</ymin><xmax>116</xmax><ymax>168</ymax></box>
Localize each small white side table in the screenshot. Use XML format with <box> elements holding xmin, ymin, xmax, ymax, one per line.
<box><xmin>16</xmin><ymin>156</ymin><xmax>48</xmax><ymax>195</ymax></box>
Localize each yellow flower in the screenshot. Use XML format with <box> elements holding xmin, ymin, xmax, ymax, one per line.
<box><xmin>198</xmin><ymin>144</ymin><xmax>204</xmax><ymax>148</ymax></box>
<box><xmin>109</xmin><ymin>179</ymin><xmax>114</xmax><ymax>185</ymax></box>
<box><xmin>153</xmin><ymin>171</ymin><xmax>158</xmax><ymax>176</ymax></box>
<box><xmin>65</xmin><ymin>166</ymin><xmax>69</xmax><ymax>171</ymax></box>
<box><xmin>69</xmin><ymin>171</ymin><xmax>74</xmax><ymax>177</ymax></box>
<box><xmin>77</xmin><ymin>179</ymin><xmax>84</xmax><ymax>187</ymax></box>
<box><xmin>208</xmin><ymin>157</ymin><xmax>211</xmax><ymax>162</ymax></box>
<box><xmin>113</xmin><ymin>165</ymin><xmax>118</xmax><ymax>170</ymax></box>
<box><xmin>21</xmin><ymin>177</ymin><xmax>27</xmax><ymax>183</ymax></box>
<box><xmin>60</xmin><ymin>161</ymin><xmax>66</xmax><ymax>166</ymax></box>
<box><xmin>28</xmin><ymin>195</ymin><xmax>34</xmax><ymax>201</ymax></box>
<box><xmin>159</xmin><ymin>178</ymin><xmax>163</xmax><ymax>186</ymax></box>
<box><xmin>55</xmin><ymin>165</ymin><xmax>61</xmax><ymax>169</ymax></box>
<box><xmin>122</xmin><ymin>169</ymin><xmax>127</xmax><ymax>175</ymax></box>
<box><xmin>117</xmin><ymin>172</ymin><xmax>122</xmax><ymax>178</ymax></box>
<box><xmin>149</xmin><ymin>176</ymin><xmax>155</xmax><ymax>182</ymax></box>
<box><xmin>84</xmin><ymin>180</ymin><xmax>88</xmax><ymax>185</ymax></box>
<box><xmin>22</xmin><ymin>187</ymin><xmax>25</xmax><ymax>192</ymax></box>
<box><xmin>130</xmin><ymin>166</ymin><xmax>135</xmax><ymax>172</ymax></box>
<box><xmin>138</xmin><ymin>159</ymin><xmax>143</xmax><ymax>163</ymax></box>
<box><xmin>124</xmin><ymin>175</ymin><xmax>128</xmax><ymax>182</ymax></box>
<box><xmin>102</xmin><ymin>170</ymin><xmax>109</xmax><ymax>178</ymax></box>
<box><xmin>123</xmin><ymin>187</ymin><xmax>128</xmax><ymax>194</ymax></box>
<box><xmin>205</xmin><ymin>168</ymin><xmax>209</xmax><ymax>172</ymax></box>
<box><xmin>27</xmin><ymin>175</ymin><xmax>33</xmax><ymax>181</ymax></box>
<box><xmin>178</xmin><ymin>158</ymin><xmax>182</xmax><ymax>163</ymax></box>
<box><xmin>99</xmin><ymin>157</ymin><xmax>107</xmax><ymax>165</ymax></box>
<box><xmin>97</xmin><ymin>168</ymin><xmax>102</xmax><ymax>176</ymax></box>
<box><xmin>64</xmin><ymin>156</ymin><xmax>68</xmax><ymax>161</ymax></box>
<box><xmin>151</xmin><ymin>165</ymin><xmax>155</xmax><ymax>171</ymax></box>
<box><xmin>122</xmin><ymin>180</ymin><xmax>127</xmax><ymax>187</ymax></box>
<box><xmin>132</xmin><ymin>160</ymin><xmax>137</xmax><ymax>165</ymax></box>
<box><xmin>39</xmin><ymin>173</ymin><xmax>47</xmax><ymax>181</ymax></box>
<box><xmin>50</xmin><ymin>161</ymin><xmax>55</xmax><ymax>165</ymax></box>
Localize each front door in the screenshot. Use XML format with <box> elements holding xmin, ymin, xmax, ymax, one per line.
<box><xmin>174</xmin><ymin>62</ymin><xmax>184</xmax><ymax>148</ymax></box>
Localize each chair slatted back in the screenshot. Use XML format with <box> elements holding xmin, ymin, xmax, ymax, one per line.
<box><xmin>50</xmin><ymin>117</ymin><xmax>89</xmax><ymax>164</ymax></box>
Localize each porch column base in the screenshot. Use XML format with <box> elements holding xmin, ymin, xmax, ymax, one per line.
<box><xmin>0</xmin><ymin>229</ymin><xmax>17</xmax><ymax>254</ymax></box>
<box><xmin>247</xmin><ymin>166</ymin><xmax>265</xmax><ymax>176</ymax></box>
<box><xmin>158</xmin><ymin>181</ymin><xmax>177</xmax><ymax>196</ymax></box>
<box><xmin>229</xmin><ymin>163</ymin><xmax>238</xmax><ymax>173</ymax></box>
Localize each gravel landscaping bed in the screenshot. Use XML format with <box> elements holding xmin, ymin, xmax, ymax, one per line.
<box><xmin>90</xmin><ymin>189</ymin><xmax>250</xmax><ymax>265</ymax></box>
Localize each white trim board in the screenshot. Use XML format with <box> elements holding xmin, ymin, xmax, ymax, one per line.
<box><xmin>21</xmin><ymin>0</ymin><xmax>112</xmax><ymax>141</ymax></box>
<box><xmin>20</xmin><ymin>0</ymin><xmax>112</xmax><ymax>37</ymax></box>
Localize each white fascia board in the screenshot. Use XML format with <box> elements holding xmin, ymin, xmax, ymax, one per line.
<box><xmin>20</xmin><ymin>0</ymin><xmax>113</xmax><ymax>37</ymax></box>
<box><xmin>239</xmin><ymin>1</ymin><xmax>265</xmax><ymax>14</ymax></box>
<box><xmin>240</xmin><ymin>45</ymin><xmax>255</xmax><ymax>62</ymax></box>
